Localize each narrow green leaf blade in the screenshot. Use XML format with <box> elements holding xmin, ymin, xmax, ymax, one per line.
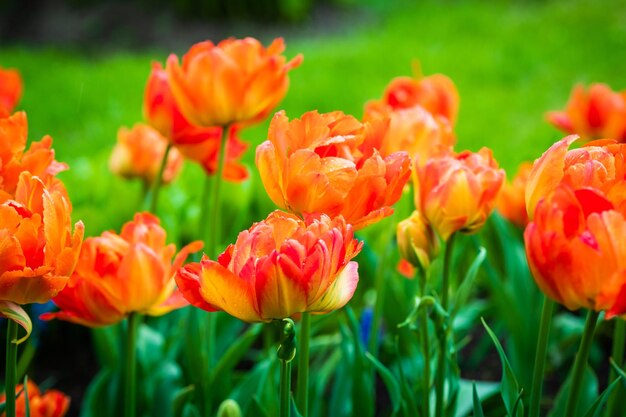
<box><xmin>0</xmin><ymin>301</ymin><xmax>32</xmax><ymax>344</ymax></box>
<box><xmin>365</xmin><ymin>351</ymin><xmax>402</xmax><ymax>415</ymax></box>
<box><xmin>472</xmin><ymin>382</ymin><xmax>485</xmax><ymax>417</ymax></box>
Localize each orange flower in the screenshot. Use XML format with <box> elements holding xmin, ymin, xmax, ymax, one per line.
<box><xmin>0</xmin><ymin>380</ymin><xmax>70</xmax><ymax>417</ymax></box>
<box><xmin>109</xmin><ymin>123</ymin><xmax>183</xmax><ymax>186</ymax></box>
<box><xmin>546</xmin><ymin>83</ymin><xmax>626</xmax><ymax>142</ymax></box>
<box><xmin>497</xmin><ymin>162</ymin><xmax>532</xmax><ymax>228</ymax></box>
<box><xmin>0</xmin><ymin>112</ymin><xmax>68</xmax><ymax>200</ymax></box>
<box><xmin>176</xmin><ymin>211</ymin><xmax>362</xmax><ymax>322</ymax></box>
<box><xmin>0</xmin><ymin>172</ymin><xmax>84</xmax><ymax>304</ymax></box>
<box><xmin>397</xmin><ymin>210</ymin><xmax>440</xmax><ymax>273</ymax></box>
<box><xmin>42</xmin><ymin>213</ymin><xmax>202</xmax><ymax>327</ymax></box>
<box><xmin>144</xmin><ymin>63</ymin><xmax>249</xmax><ymax>181</ymax></box>
<box><xmin>525</xmin><ymin>136</ymin><xmax>626</xmax><ymax>219</ymax></box>
<box><xmin>525</xmin><ymin>183</ymin><xmax>626</xmax><ymax>317</ymax></box>
<box><xmin>166</xmin><ymin>37</ymin><xmax>302</xmax><ymax>127</ymax></box>
<box><xmin>413</xmin><ymin>147</ymin><xmax>505</xmax><ymax>240</ymax></box>
<box><xmin>256</xmin><ymin>110</ymin><xmax>411</xmax><ymax>230</ymax></box>
<box><xmin>0</xmin><ymin>67</ymin><xmax>23</xmax><ymax>117</ymax></box>
<box><xmin>374</xmin><ymin>66</ymin><xmax>459</xmax><ymax>125</ymax></box>
<box><xmin>362</xmin><ymin>101</ymin><xmax>455</xmax><ymax>164</ymax></box>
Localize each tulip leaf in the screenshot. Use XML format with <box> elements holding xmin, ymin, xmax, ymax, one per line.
<box><xmin>394</xmin><ymin>337</ymin><xmax>419</xmax><ymax>417</ymax></box>
<box><xmin>23</xmin><ymin>375</ymin><xmax>30</xmax><ymax>417</ymax></box>
<box><xmin>345</xmin><ymin>306</ymin><xmax>374</xmax><ymax>417</ymax></box>
<box><xmin>0</xmin><ymin>301</ymin><xmax>32</xmax><ymax>344</ymax></box>
<box><xmin>451</xmin><ymin>247</ymin><xmax>486</xmax><ymax>319</ymax></box>
<box><xmin>397</xmin><ymin>295</ymin><xmax>438</xmax><ymax>329</ymax></box>
<box><xmin>548</xmin><ymin>365</ymin><xmax>598</xmax><ymax>417</ymax></box>
<box><xmin>209</xmin><ymin>323</ymin><xmax>262</xmax><ymax>386</ymax></box>
<box><xmin>172</xmin><ymin>385</ymin><xmax>195</xmax><ymax>417</ymax></box>
<box><xmin>248</xmin><ymin>396</ymin><xmax>270</xmax><ymax>417</ymax></box>
<box><xmin>582</xmin><ymin>375</ymin><xmax>621</xmax><ymax>417</ymax></box>
<box><xmin>181</xmin><ymin>403</ymin><xmax>202</xmax><ymax>417</ymax></box>
<box><xmin>609</xmin><ymin>357</ymin><xmax>626</xmax><ymax>382</ymax></box>
<box><xmin>365</xmin><ymin>351</ymin><xmax>402</xmax><ymax>415</ymax></box>
<box><xmin>473</xmin><ymin>382</ymin><xmax>486</xmax><ymax>417</ymax></box>
<box><xmin>481</xmin><ymin>318</ymin><xmax>523</xmax><ymax>417</ymax></box>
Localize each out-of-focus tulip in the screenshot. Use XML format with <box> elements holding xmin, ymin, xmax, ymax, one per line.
<box><xmin>109</xmin><ymin>123</ymin><xmax>184</xmax><ymax>186</ymax></box>
<box><xmin>497</xmin><ymin>162</ymin><xmax>532</xmax><ymax>228</ymax></box>
<box><xmin>176</xmin><ymin>211</ymin><xmax>362</xmax><ymax>322</ymax></box>
<box><xmin>0</xmin><ymin>380</ymin><xmax>70</xmax><ymax>417</ymax></box>
<box><xmin>0</xmin><ymin>112</ymin><xmax>68</xmax><ymax>199</ymax></box>
<box><xmin>144</xmin><ymin>64</ymin><xmax>249</xmax><ymax>182</ymax></box>
<box><xmin>397</xmin><ymin>210</ymin><xmax>440</xmax><ymax>273</ymax></box>
<box><xmin>256</xmin><ymin>110</ymin><xmax>411</xmax><ymax>230</ymax></box>
<box><xmin>0</xmin><ymin>172</ymin><xmax>84</xmax><ymax>304</ymax></box>
<box><xmin>525</xmin><ymin>136</ymin><xmax>626</xmax><ymax>219</ymax></box>
<box><xmin>525</xmin><ymin>183</ymin><xmax>626</xmax><ymax>317</ymax></box>
<box><xmin>546</xmin><ymin>83</ymin><xmax>626</xmax><ymax>142</ymax></box>
<box><xmin>0</xmin><ymin>67</ymin><xmax>23</xmax><ymax>117</ymax></box>
<box><xmin>362</xmin><ymin>101</ymin><xmax>455</xmax><ymax>164</ymax></box>
<box><xmin>42</xmin><ymin>213</ymin><xmax>202</xmax><ymax>327</ymax></box>
<box><xmin>166</xmin><ymin>37</ymin><xmax>302</xmax><ymax>128</ymax></box>
<box><xmin>413</xmin><ymin>147</ymin><xmax>505</xmax><ymax>240</ymax></box>
<box><xmin>373</xmin><ymin>66</ymin><xmax>459</xmax><ymax>125</ymax></box>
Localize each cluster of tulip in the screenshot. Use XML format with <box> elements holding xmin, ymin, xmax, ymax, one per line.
<box><xmin>2</xmin><ymin>36</ymin><xmax>626</xmax><ymax>417</ymax></box>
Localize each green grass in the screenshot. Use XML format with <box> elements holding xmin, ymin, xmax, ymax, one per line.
<box><xmin>1</xmin><ymin>0</ymin><xmax>625</xmax><ymax>235</ymax></box>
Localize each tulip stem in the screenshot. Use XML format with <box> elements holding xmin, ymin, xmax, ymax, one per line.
<box><xmin>277</xmin><ymin>319</ymin><xmax>296</xmax><ymax>417</ymax></box>
<box><xmin>4</xmin><ymin>319</ymin><xmax>18</xmax><ymax>417</ymax></box>
<box><xmin>564</xmin><ymin>309</ymin><xmax>599</xmax><ymax>417</ymax></box>
<box><xmin>606</xmin><ymin>319</ymin><xmax>625</xmax><ymax>417</ymax></box>
<box><xmin>529</xmin><ymin>296</ymin><xmax>554</xmax><ymax>417</ymax></box>
<box><xmin>296</xmin><ymin>312</ymin><xmax>311</xmax><ymax>417</ymax></box>
<box><xmin>149</xmin><ymin>143</ymin><xmax>172</xmax><ymax>213</ymax></box>
<box><xmin>125</xmin><ymin>313</ymin><xmax>141</xmax><ymax>417</ymax></box>
<box><xmin>418</xmin><ymin>270</ymin><xmax>431</xmax><ymax>417</ymax></box>
<box><xmin>435</xmin><ymin>232</ymin><xmax>456</xmax><ymax>417</ymax></box>
<box><xmin>206</xmin><ymin>124</ymin><xmax>230</xmax><ymax>259</ymax></box>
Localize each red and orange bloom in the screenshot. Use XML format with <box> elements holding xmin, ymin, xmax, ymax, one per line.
<box><xmin>413</xmin><ymin>147</ymin><xmax>505</xmax><ymax>240</ymax></box>
<box><xmin>256</xmin><ymin>110</ymin><xmax>411</xmax><ymax>230</ymax></box>
<box><xmin>144</xmin><ymin>63</ymin><xmax>249</xmax><ymax>182</ymax></box>
<box><xmin>524</xmin><ymin>183</ymin><xmax>626</xmax><ymax>317</ymax></box>
<box><xmin>497</xmin><ymin>162</ymin><xmax>532</xmax><ymax>228</ymax></box>
<box><xmin>176</xmin><ymin>210</ymin><xmax>362</xmax><ymax>322</ymax></box>
<box><xmin>166</xmin><ymin>37</ymin><xmax>302</xmax><ymax>128</ymax></box>
<box><xmin>0</xmin><ymin>380</ymin><xmax>70</xmax><ymax>417</ymax></box>
<box><xmin>109</xmin><ymin>123</ymin><xmax>184</xmax><ymax>186</ymax></box>
<box><xmin>0</xmin><ymin>67</ymin><xmax>23</xmax><ymax>117</ymax></box>
<box><xmin>362</xmin><ymin>101</ymin><xmax>455</xmax><ymax>163</ymax></box>
<box><xmin>0</xmin><ymin>172</ymin><xmax>84</xmax><ymax>304</ymax></box>
<box><xmin>372</xmin><ymin>66</ymin><xmax>459</xmax><ymax>125</ymax></box>
<box><xmin>546</xmin><ymin>83</ymin><xmax>626</xmax><ymax>142</ymax></box>
<box><xmin>397</xmin><ymin>210</ymin><xmax>440</xmax><ymax>274</ymax></box>
<box><xmin>42</xmin><ymin>213</ymin><xmax>202</xmax><ymax>327</ymax></box>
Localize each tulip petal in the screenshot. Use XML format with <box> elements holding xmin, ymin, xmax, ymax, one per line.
<box><xmin>307</xmin><ymin>261</ymin><xmax>359</xmax><ymax>313</ymax></box>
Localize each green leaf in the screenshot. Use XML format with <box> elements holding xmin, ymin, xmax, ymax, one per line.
<box><xmin>345</xmin><ymin>306</ymin><xmax>374</xmax><ymax>417</ymax></box>
<box><xmin>172</xmin><ymin>385</ymin><xmax>195</xmax><ymax>417</ymax></box>
<box><xmin>23</xmin><ymin>375</ymin><xmax>30</xmax><ymax>417</ymax></box>
<box><xmin>365</xmin><ymin>351</ymin><xmax>402</xmax><ymax>415</ymax></box>
<box><xmin>472</xmin><ymin>382</ymin><xmax>485</xmax><ymax>417</ymax></box>
<box><xmin>0</xmin><ymin>301</ymin><xmax>32</xmax><ymax>344</ymax></box>
<box><xmin>398</xmin><ymin>296</ymin><xmax>438</xmax><ymax>329</ymax></box>
<box><xmin>451</xmin><ymin>247</ymin><xmax>486</xmax><ymax>319</ymax></box>
<box><xmin>481</xmin><ymin>318</ymin><xmax>523</xmax><ymax>417</ymax></box>
<box><xmin>583</xmin><ymin>375</ymin><xmax>621</xmax><ymax>417</ymax></box>
<box><xmin>210</xmin><ymin>324</ymin><xmax>262</xmax><ymax>385</ymax></box>
<box><xmin>248</xmin><ymin>396</ymin><xmax>270</xmax><ymax>417</ymax></box>
<box><xmin>181</xmin><ymin>403</ymin><xmax>201</xmax><ymax>417</ymax></box>
<box><xmin>80</xmin><ymin>369</ymin><xmax>122</xmax><ymax>417</ymax></box>
<box><xmin>548</xmin><ymin>365</ymin><xmax>598</xmax><ymax>417</ymax></box>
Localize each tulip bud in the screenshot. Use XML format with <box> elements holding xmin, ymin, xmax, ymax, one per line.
<box><xmin>217</xmin><ymin>399</ymin><xmax>242</xmax><ymax>417</ymax></box>
<box><xmin>397</xmin><ymin>211</ymin><xmax>440</xmax><ymax>272</ymax></box>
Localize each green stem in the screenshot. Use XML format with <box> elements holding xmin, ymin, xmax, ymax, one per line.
<box><xmin>435</xmin><ymin>232</ymin><xmax>456</xmax><ymax>417</ymax></box>
<box><xmin>280</xmin><ymin>359</ymin><xmax>292</xmax><ymax>417</ymax></box>
<box><xmin>564</xmin><ymin>309</ymin><xmax>600</xmax><ymax>417</ymax></box>
<box><xmin>529</xmin><ymin>296</ymin><xmax>555</xmax><ymax>417</ymax></box>
<box><xmin>125</xmin><ymin>313</ymin><xmax>141</xmax><ymax>417</ymax></box>
<box><xmin>277</xmin><ymin>319</ymin><xmax>296</xmax><ymax>417</ymax></box>
<box><xmin>206</xmin><ymin>124</ymin><xmax>230</xmax><ymax>259</ymax></box>
<box><xmin>418</xmin><ymin>270</ymin><xmax>431</xmax><ymax>417</ymax></box>
<box><xmin>605</xmin><ymin>319</ymin><xmax>625</xmax><ymax>417</ymax></box>
<box><xmin>4</xmin><ymin>320</ymin><xmax>18</xmax><ymax>417</ymax></box>
<box><xmin>368</xmin><ymin>225</ymin><xmax>395</xmax><ymax>355</ymax></box>
<box><xmin>149</xmin><ymin>143</ymin><xmax>172</xmax><ymax>213</ymax></box>
<box><xmin>296</xmin><ymin>312</ymin><xmax>311</xmax><ymax>417</ymax></box>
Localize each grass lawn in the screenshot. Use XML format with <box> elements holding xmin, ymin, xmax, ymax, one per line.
<box><xmin>1</xmin><ymin>0</ymin><xmax>624</xmax><ymax>235</ymax></box>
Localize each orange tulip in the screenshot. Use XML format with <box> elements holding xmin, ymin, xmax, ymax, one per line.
<box><xmin>497</xmin><ymin>162</ymin><xmax>533</xmax><ymax>228</ymax></box>
<box><xmin>166</xmin><ymin>37</ymin><xmax>302</xmax><ymax>128</ymax></box>
<box><xmin>42</xmin><ymin>213</ymin><xmax>202</xmax><ymax>327</ymax></box>
<box><xmin>144</xmin><ymin>63</ymin><xmax>249</xmax><ymax>181</ymax></box>
<box><xmin>374</xmin><ymin>66</ymin><xmax>459</xmax><ymax>125</ymax></box>
<box><xmin>256</xmin><ymin>110</ymin><xmax>411</xmax><ymax>230</ymax></box>
<box><xmin>362</xmin><ymin>101</ymin><xmax>455</xmax><ymax>164</ymax></box>
<box><xmin>0</xmin><ymin>67</ymin><xmax>23</xmax><ymax>117</ymax></box>
<box><xmin>0</xmin><ymin>172</ymin><xmax>84</xmax><ymax>304</ymax></box>
<box><xmin>0</xmin><ymin>112</ymin><xmax>68</xmax><ymax>200</ymax></box>
<box><xmin>525</xmin><ymin>136</ymin><xmax>626</xmax><ymax>219</ymax></box>
<box><xmin>109</xmin><ymin>123</ymin><xmax>183</xmax><ymax>186</ymax></box>
<box><xmin>413</xmin><ymin>147</ymin><xmax>505</xmax><ymax>240</ymax></box>
<box><xmin>546</xmin><ymin>83</ymin><xmax>626</xmax><ymax>142</ymax></box>
<box><xmin>397</xmin><ymin>210</ymin><xmax>441</xmax><ymax>273</ymax></box>
<box><xmin>0</xmin><ymin>380</ymin><xmax>70</xmax><ymax>417</ymax></box>
<box><xmin>176</xmin><ymin>210</ymin><xmax>362</xmax><ymax>322</ymax></box>
<box><xmin>525</xmin><ymin>183</ymin><xmax>626</xmax><ymax>317</ymax></box>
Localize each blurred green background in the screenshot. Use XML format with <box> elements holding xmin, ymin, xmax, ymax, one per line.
<box><xmin>1</xmin><ymin>0</ymin><xmax>625</xmax><ymax>235</ymax></box>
